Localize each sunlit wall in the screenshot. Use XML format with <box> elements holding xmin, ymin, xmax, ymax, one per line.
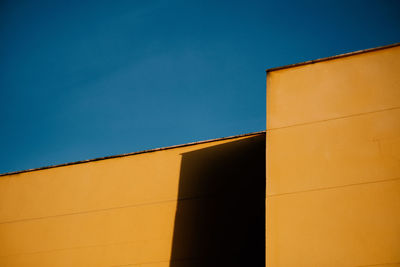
<box><xmin>0</xmin><ymin>133</ymin><xmax>265</xmax><ymax>266</ymax></box>
<box><xmin>266</xmin><ymin>44</ymin><xmax>400</xmax><ymax>267</ymax></box>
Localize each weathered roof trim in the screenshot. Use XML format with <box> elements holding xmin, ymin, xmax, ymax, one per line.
<box><xmin>0</xmin><ymin>131</ymin><xmax>266</xmax><ymax>177</ymax></box>
<box><xmin>266</xmin><ymin>42</ymin><xmax>400</xmax><ymax>73</ymax></box>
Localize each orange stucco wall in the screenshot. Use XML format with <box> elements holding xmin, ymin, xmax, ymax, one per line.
<box><xmin>266</xmin><ymin>45</ymin><xmax>400</xmax><ymax>266</ymax></box>
<box><xmin>0</xmin><ymin>134</ymin><xmax>266</xmax><ymax>266</ymax></box>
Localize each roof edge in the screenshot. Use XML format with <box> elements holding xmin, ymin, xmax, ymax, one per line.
<box><xmin>266</xmin><ymin>42</ymin><xmax>400</xmax><ymax>73</ymax></box>
<box><xmin>0</xmin><ymin>131</ymin><xmax>266</xmax><ymax>177</ymax></box>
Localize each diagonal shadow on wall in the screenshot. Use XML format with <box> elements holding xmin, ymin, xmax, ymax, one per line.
<box><xmin>170</xmin><ymin>134</ymin><xmax>266</xmax><ymax>267</ymax></box>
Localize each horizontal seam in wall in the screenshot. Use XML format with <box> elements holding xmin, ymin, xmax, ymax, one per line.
<box><xmin>0</xmin><ymin>238</ymin><xmax>169</xmax><ymax>259</ymax></box>
<box><xmin>0</xmin><ymin>242</ymin><xmax>213</xmax><ymax>264</ymax></box>
<box><xmin>355</xmin><ymin>262</ymin><xmax>400</xmax><ymax>267</ymax></box>
<box><xmin>267</xmin><ymin>106</ymin><xmax>400</xmax><ymax>132</ymax></box>
<box><xmin>0</xmin><ymin>194</ymin><xmax>248</xmax><ymax>225</ymax></box>
<box><xmin>266</xmin><ymin>176</ymin><xmax>400</xmax><ymax>198</ymax></box>
<box><xmin>110</xmin><ymin>257</ymin><xmax>203</xmax><ymax>267</ymax></box>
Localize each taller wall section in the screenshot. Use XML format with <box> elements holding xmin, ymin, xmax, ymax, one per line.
<box><xmin>266</xmin><ymin>44</ymin><xmax>400</xmax><ymax>267</ymax></box>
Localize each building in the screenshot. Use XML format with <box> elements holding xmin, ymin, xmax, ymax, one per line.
<box><xmin>0</xmin><ymin>132</ymin><xmax>266</xmax><ymax>266</ymax></box>
<box><xmin>266</xmin><ymin>43</ymin><xmax>400</xmax><ymax>267</ymax></box>
<box><xmin>0</xmin><ymin>43</ymin><xmax>399</xmax><ymax>266</ymax></box>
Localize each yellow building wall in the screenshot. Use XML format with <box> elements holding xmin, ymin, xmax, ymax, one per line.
<box><xmin>266</xmin><ymin>45</ymin><xmax>400</xmax><ymax>266</ymax></box>
<box><xmin>0</xmin><ymin>133</ymin><xmax>266</xmax><ymax>267</ymax></box>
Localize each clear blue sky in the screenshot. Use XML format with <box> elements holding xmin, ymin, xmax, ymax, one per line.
<box><xmin>1</xmin><ymin>0</ymin><xmax>399</xmax><ymax>173</ymax></box>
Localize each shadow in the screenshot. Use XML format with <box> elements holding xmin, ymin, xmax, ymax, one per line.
<box><xmin>170</xmin><ymin>134</ymin><xmax>266</xmax><ymax>266</ymax></box>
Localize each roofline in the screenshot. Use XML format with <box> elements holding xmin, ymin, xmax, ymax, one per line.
<box><xmin>266</xmin><ymin>42</ymin><xmax>400</xmax><ymax>73</ymax></box>
<box><xmin>0</xmin><ymin>131</ymin><xmax>266</xmax><ymax>177</ymax></box>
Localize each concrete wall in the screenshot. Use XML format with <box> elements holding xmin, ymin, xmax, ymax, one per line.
<box><xmin>266</xmin><ymin>45</ymin><xmax>400</xmax><ymax>266</ymax></box>
<box><xmin>0</xmin><ymin>133</ymin><xmax>265</xmax><ymax>267</ymax></box>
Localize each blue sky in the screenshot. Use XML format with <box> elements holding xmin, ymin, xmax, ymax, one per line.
<box><xmin>1</xmin><ymin>0</ymin><xmax>399</xmax><ymax>173</ymax></box>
